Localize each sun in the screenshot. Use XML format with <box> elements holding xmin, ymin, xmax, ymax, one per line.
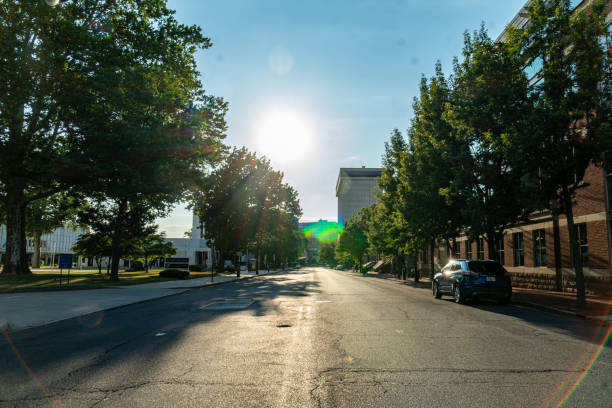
<box><xmin>255</xmin><ymin>108</ymin><xmax>312</xmax><ymax>164</ymax></box>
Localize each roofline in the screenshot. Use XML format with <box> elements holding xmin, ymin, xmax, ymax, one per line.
<box><xmin>336</xmin><ymin>168</ymin><xmax>382</xmax><ymax>196</ymax></box>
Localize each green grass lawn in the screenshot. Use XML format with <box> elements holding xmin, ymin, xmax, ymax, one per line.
<box><xmin>0</xmin><ymin>268</ymin><xmax>226</xmax><ymax>293</ymax></box>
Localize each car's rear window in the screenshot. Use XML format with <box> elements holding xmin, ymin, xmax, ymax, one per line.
<box><xmin>467</xmin><ymin>261</ymin><xmax>506</xmax><ymax>275</ymax></box>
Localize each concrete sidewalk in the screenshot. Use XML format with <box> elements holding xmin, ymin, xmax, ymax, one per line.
<box><xmin>0</xmin><ymin>269</ymin><xmax>284</xmax><ymax>331</ymax></box>
<box><xmin>512</xmin><ymin>287</ymin><xmax>612</xmax><ymax>325</ymax></box>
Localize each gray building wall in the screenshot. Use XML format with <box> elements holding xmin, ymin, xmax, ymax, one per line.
<box><xmin>336</xmin><ymin>168</ymin><xmax>381</xmax><ymax>225</ymax></box>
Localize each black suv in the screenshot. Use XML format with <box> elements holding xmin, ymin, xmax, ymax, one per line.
<box><xmin>433</xmin><ymin>259</ymin><xmax>512</xmax><ymax>305</ymax></box>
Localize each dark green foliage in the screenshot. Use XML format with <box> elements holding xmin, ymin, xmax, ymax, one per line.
<box><xmin>505</xmin><ymin>0</ymin><xmax>612</xmax><ymax>307</ymax></box>
<box><xmin>318</xmin><ymin>243</ymin><xmax>337</xmax><ymax>266</ymax></box>
<box><xmin>126</xmin><ymin>261</ymin><xmax>144</xmax><ymax>272</ymax></box>
<box><xmin>193</xmin><ymin>147</ymin><xmax>302</xmax><ymax>271</ymax></box>
<box><xmin>189</xmin><ymin>264</ymin><xmax>205</xmax><ymax>272</ymax></box>
<box><xmin>72</xmin><ymin>232</ymin><xmax>112</xmax><ymax>274</ymax></box>
<box><xmin>159</xmin><ymin>269</ymin><xmax>189</xmax><ymax>279</ymax></box>
<box><xmin>131</xmin><ymin>233</ymin><xmax>176</xmax><ymax>272</ymax></box>
<box><xmin>0</xmin><ymin>0</ymin><xmax>226</xmax><ymax>276</ymax></box>
<box><xmin>444</xmin><ymin>27</ymin><xmax>536</xmax><ymax>257</ymax></box>
<box><xmin>336</xmin><ymin>220</ymin><xmax>368</xmax><ymax>271</ymax></box>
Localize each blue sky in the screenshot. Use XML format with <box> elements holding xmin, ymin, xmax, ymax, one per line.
<box><xmin>158</xmin><ymin>0</ymin><xmax>527</xmax><ymax>237</ymax></box>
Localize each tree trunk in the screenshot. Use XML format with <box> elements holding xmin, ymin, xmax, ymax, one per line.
<box><xmin>110</xmin><ymin>234</ymin><xmax>121</xmax><ymax>281</ymax></box>
<box><xmin>2</xmin><ymin>186</ymin><xmax>31</xmax><ymax>275</ymax></box>
<box><xmin>32</xmin><ymin>230</ymin><xmax>42</xmax><ymax>269</ymax></box>
<box><xmin>563</xmin><ymin>192</ymin><xmax>585</xmax><ymax>308</ymax></box>
<box><xmin>96</xmin><ymin>256</ymin><xmax>102</xmax><ymax>274</ymax></box>
<box><xmin>552</xmin><ymin>212</ymin><xmax>563</xmax><ymax>292</ymax></box>
<box><xmin>429</xmin><ymin>239</ymin><xmax>435</xmax><ymax>279</ymax></box>
<box><xmin>486</xmin><ymin>231</ymin><xmax>497</xmax><ymax>260</ymax></box>
<box><xmin>414</xmin><ymin>252</ymin><xmax>420</xmax><ymax>283</ymax></box>
<box><xmin>109</xmin><ymin>200</ymin><xmax>127</xmax><ymax>281</ymax></box>
<box><xmin>106</xmin><ymin>258</ymin><xmax>110</xmax><ymax>275</ymax></box>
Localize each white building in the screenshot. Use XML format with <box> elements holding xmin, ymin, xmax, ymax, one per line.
<box><xmin>0</xmin><ymin>213</ymin><xmax>213</xmax><ymax>268</ymax></box>
<box><xmin>164</xmin><ymin>214</ymin><xmax>212</xmax><ymax>266</ymax></box>
<box><xmin>0</xmin><ymin>224</ymin><xmax>87</xmax><ymax>266</ymax></box>
<box><xmin>336</xmin><ymin>167</ymin><xmax>382</xmax><ymax>225</ymax></box>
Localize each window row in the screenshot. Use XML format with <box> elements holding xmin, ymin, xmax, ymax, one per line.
<box><xmin>455</xmin><ymin>223</ymin><xmax>588</xmax><ymax>267</ymax></box>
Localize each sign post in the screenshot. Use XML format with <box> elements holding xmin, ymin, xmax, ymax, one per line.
<box><xmin>59</xmin><ymin>254</ymin><xmax>73</xmax><ymax>286</ymax></box>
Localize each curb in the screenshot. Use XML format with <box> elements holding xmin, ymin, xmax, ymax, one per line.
<box><xmin>3</xmin><ymin>269</ymin><xmax>291</xmax><ymax>333</ymax></box>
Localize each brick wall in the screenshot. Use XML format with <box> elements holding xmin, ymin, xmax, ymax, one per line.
<box><xmin>589</xmin><ymin>220</ymin><xmax>610</xmax><ymax>269</ymax></box>
<box><xmin>571</xmin><ymin>165</ymin><xmax>607</xmax><ymax>217</ymax></box>
<box><xmin>509</xmin><ymin>271</ymin><xmax>612</xmax><ymax>297</ymax></box>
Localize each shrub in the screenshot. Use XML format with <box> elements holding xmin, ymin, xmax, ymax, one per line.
<box><xmin>189</xmin><ymin>264</ymin><xmax>205</xmax><ymax>272</ymax></box>
<box><xmin>126</xmin><ymin>260</ymin><xmax>144</xmax><ymax>272</ymax></box>
<box><xmin>159</xmin><ymin>269</ymin><xmax>189</xmax><ymax>279</ymax></box>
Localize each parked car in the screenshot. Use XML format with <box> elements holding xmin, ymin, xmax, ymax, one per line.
<box><xmin>432</xmin><ymin>259</ymin><xmax>511</xmax><ymax>305</ymax></box>
<box><xmin>336</xmin><ymin>264</ymin><xmax>343</xmax><ymax>270</ymax></box>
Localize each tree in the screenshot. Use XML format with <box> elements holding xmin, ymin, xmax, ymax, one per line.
<box><xmin>133</xmin><ymin>233</ymin><xmax>176</xmax><ymax>272</ymax></box>
<box><xmin>336</xmin><ymin>220</ymin><xmax>368</xmax><ymax>272</ymax></box>
<box><xmin>193</xmin><ymin>147</ymin><xmax>302</xmax><ymax>272</ymax></box>
<box><xmin>318</xmin><ymin>243</ymin><xmax>336</xmax><ymax>266</ymax></box>
<box><xmin>26</xmin><ymin>193</ymin><xmax>79</xmax><ymax>268</ymax></box>
<box><xmin>443</xmin><ymin>27</ymin><xmax>536</xmax><ymax>260</ymax></box>
<box><xmin>0</xmin><ymin>0</ymin><xmax>224</xmax><ymax>276</ymax></box>
<box><xmin>506</xmin><ymin>0</ymin><xmax>612</xmax><ymax>307</ymax></box>
<box><xmin>72</xmin><ymin>232</ymin><xmax>112</xmax><ymax>274</ymax></box>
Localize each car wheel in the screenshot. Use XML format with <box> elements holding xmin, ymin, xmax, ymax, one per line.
<box><xmin>453</xmin><ymin>284</ymin><xmax>464</xmax><ymax>304</ymax></box>
<box><xmin>433</xmin><ymin>282</ymin><xmax>442</xmax><ymax>299</ymax></box>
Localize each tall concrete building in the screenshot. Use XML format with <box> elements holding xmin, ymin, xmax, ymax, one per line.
<box><xmin>336</xmin><ymin>167</ymin><xmax>382</xmax><ymax>225</ymax></box>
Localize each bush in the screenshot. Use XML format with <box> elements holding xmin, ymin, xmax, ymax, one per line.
<box><xmin>359</xmin><ymin>264</ymin><xmax>373</xmax><ymax>274</ymax></box>
<box><xmin>126</xmin><ymin>260</ymin><xmax>144</xmax><ymax>272</ymax></box>
<box><xmin>159</xmin><ymin>269</ymin><xmax>189</xmax><ymax>279</ymax></box>
<box><xmin>189</xmin><ymin>264</ymin><xmax>205</xmax><ymax>272</ymax></box>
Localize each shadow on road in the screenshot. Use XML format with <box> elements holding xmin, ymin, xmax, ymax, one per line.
<box><xmin>357</xmin><ymin>271</ymin><xmax>611</xmax><ymax>350</ymax></box>
<box><xmin>0</xmin><ymin>270</ymin><xmax>320</xmax><ymax>404</ymax></box>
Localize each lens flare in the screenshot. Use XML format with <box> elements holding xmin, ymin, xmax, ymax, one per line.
<box><xmin>303</xmin><ymin>220</ymin><xmax>343</xmax><ymax>243</ymax></box>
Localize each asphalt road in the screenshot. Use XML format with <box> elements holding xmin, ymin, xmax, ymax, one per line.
<box><xmin>1</xmin><ymin>267</ymin><xmax>611</xmax><ymax>407</ymax></box>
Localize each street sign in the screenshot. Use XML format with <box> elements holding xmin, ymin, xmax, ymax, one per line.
<box><xmin>165</xmin><ymin>258</ymin><xmax>190</xmax><ymax>269</ymax></box>
<box><xmin>58</xmin><ymin>254</ymin><xmax>73</xmax><ymax>286</ymax></box>
<box><xmin>58</xmin><ymin>254</ymin><xmax>73</xmax><ymax>269</ymax></box>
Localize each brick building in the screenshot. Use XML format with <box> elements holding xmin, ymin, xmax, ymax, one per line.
<box><xmin>420</xmin><ymin>0</ymin><xmax>612</xmax><ymax>291</ymax></box>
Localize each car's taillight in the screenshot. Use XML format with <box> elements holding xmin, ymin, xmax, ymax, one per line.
<box><xmin>461</xmin><ymin>271</ymin><xmax>479</xmax><ymax>278</ymax></box>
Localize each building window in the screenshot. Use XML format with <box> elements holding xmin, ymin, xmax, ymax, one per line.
<box><xmin>574</xmin><ymin>223</ymin><xmax>588</xmax><ymax>267</ymax></box>
<box><xmin>466</xmin><ymin>240</ymin><xmax>472</xmax><ymax>260</ymax></box>
<box><xmin>513</xmin><ymin>232</ymin><xmax>524</xmax><ymax>267</ymax></box>
<box><xmin>477</xmin><ymin>238</ymin><xmax>485</xmax><ymax>260</ymax></box>
<box><xmin>495</xmin><ymin>236</ymin><xmax>505</xmax><ymax>266</ymax></box>
<box><xmin>453</xmin><ymin>242</ymin><xmax>460</xmax><ymax>259</ymax></box>
<box><xmin>534</xmin><ymin>229</ymin><xmax>547</xmax><ymax>267</ymax></box>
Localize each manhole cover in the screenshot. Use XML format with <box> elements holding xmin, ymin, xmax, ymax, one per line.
<box><xmin>276</xmin><ymin>323</ymin><xmax>292</xmax><ymax>328</ymax></box>
<box><xmin>201</xmin><ymin>298</ymin><xmax>254</xmax><ymax>310</ymax></box>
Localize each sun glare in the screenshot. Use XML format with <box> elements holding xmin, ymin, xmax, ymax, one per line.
<box><xmin>255</xmin><ymin>108</ymin><xmax>312</xmax><ymax>164</ymax></box>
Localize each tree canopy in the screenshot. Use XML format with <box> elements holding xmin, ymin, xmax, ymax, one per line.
<box><xmin>193</xmin><ymin>147</ymin><xmax>302</xmax><ymax>271</ymax></box>
<box><xmin>0</xmin><ymin>0</ymin><xmax>226</xmax><ymax>277</ymax></box>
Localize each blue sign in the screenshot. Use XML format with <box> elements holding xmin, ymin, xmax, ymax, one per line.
<box><xmin>58</xmin><ymin>254</ymin><xmax>73</xmax><ymax>269</ymax></box>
